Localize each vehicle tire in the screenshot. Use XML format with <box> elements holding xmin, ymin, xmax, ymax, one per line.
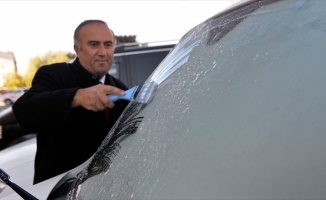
<box><xmin>4</xmin><ymin>99</ymin><xmax>13</xmax><ymax>106</ymax></box>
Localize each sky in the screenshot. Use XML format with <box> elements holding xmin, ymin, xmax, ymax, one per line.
<box><xmin>0</xmin><ymin>0</ymin><xmax>238</xmax><ymax>75</ymax></box>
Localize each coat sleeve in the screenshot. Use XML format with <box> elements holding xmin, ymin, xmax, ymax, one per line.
<box><xmin>12</xmin><ymin>63</ymin><xmax>79</xmax><ymax>130</ymax></box>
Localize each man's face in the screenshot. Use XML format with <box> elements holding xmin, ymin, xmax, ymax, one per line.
<box><xmin>74</xmin><ymin>22</ymin><xmax>115</xmax><ymax>77</ymax></box>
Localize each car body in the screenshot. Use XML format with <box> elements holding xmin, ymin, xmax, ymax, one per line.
<box><xmin>0</xmin><ymin>88</ymin><xmax>29</xmax><ymax>106</ymax></box>
<box><xmin>2</xmin><ymin>0</ymin><xmax>326</xmax><ymax>199</ymax></box>
<box><xmin>0</xmin><ymin>137</ymin><xmax>36</xmax><ymax>198</ymax></box>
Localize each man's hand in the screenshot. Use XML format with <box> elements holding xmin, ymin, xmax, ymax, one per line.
<box><xmin>71</xmin><ymin>84</ymin><xmax>125</xmax><ymax>111</ymax></box>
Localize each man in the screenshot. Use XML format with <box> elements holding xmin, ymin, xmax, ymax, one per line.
<box><xmin>12</xmin><ymin>20</ymin><xmax>129</xmax><ymax>184</ymax></box>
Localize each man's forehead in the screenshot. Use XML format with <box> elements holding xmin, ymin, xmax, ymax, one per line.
<box><xmin>81</xmin><ymin>25</ymin><xmax>113</xmax><ymax>41</ymax></box>
<box><xmin>81</xmin><ymin>23</ymin><xmax>112</xmax><ymax>34</ymax></box>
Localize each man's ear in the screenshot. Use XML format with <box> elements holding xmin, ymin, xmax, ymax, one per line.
<box><xmin>73</xmin><ymin>44</ymin><xmax>78</xmax><ymax>52</ymax></box>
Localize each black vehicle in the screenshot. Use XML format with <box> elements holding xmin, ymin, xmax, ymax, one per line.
<box><xmin>0</xmin><ymin>106</ymin><xmax>35</xmax><ymax>150</ymax></box>
<box><xmin>110</xmin><ymin>42</ymin><xmax>175</xmax><ymax>87</ymax></box>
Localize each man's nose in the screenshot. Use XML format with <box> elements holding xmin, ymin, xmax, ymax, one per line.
<box><xmin>97</xmin><ymin>45</ymin><xmax>107</xmax><ymax>55</ymax></box>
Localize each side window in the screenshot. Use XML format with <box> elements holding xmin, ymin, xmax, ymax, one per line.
<box><xmin>127</xmin><ymin>51</ymin><xmax>169</xmax><ymax>86</ymax></box>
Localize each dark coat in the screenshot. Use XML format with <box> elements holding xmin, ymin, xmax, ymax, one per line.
<box><xmin>12</xmin><ymin>58</ymin><xmax>129</xmax><ymax>184</ymax></box>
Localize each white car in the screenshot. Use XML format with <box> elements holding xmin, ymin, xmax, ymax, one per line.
<box><xmin>0</xmin><ymin>137</ymin><xmax>36</xmax><ymax>198</ymax></box>
<box><xmin>0</xmin><ymin>88</ymin><xmax>28</xmax><ymax>106</ymax></box>
<box><xmin>2</xmin><ymin>0</ymin><xmax>326</xmax><ymax>199</ymax></box>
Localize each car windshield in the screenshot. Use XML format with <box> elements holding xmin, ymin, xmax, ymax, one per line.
<box><xmin>53</xmin><ymin>0</ymin><xmax>326</xmax><ymax>199</ymax></box>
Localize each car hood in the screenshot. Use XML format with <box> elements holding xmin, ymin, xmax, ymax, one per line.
<box><xmin>0</xmin><ymin>137</ymin><xmax>36</xmax><ymax>198</ymax></box>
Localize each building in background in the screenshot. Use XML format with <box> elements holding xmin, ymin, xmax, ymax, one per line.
<box><xmin>0</xmin><ymin>51</ymin><xmax>17</xmax><ymax>89</ymax></box>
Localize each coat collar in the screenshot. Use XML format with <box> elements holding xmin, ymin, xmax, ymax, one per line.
<box><xmin>72</xmin><ymin>58</ymin><xmax>110</xmax><ymax>85</ymax></box>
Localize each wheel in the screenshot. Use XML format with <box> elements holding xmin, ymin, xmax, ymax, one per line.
<box><xmin>4</xmin><ymin>99</ymin><xmax>13</xmax><ymax>106</ymax></box>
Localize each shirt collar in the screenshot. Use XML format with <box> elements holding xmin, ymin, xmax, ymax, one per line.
<box><xmin>99</xmin><ymin>76</ymin><xmax>106</xmax><ymax>84</ymax></box>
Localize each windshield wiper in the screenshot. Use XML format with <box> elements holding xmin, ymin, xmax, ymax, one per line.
<box><xmin>0</xmin><ymin>168</ymin><xmax>38</xmax><ymax>200</ymax></box>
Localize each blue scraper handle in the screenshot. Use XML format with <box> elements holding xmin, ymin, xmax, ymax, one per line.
<box><xmin>107</xmin><ymin>86</ymin><xmax>138</xmax><ymax>102</ymax></box>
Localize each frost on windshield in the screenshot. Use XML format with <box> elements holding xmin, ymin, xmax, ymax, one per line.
<box><xmin>67</xmin><ymin>101</ymin><xmax>146</xmax><ymax>199</ymax></box>
<box><xmin>146</xmin><ymin>0</ymin><xmax>263</xmax><ymax>86</ymax></box>
<box><xmin>147</xmin><ymin>36</ymin><xmax>200</xmax><ymax>86</ymax></box>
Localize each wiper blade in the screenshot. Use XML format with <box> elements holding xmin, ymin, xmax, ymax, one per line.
<box><xmin>0</xmin><ymin>168</ymin><xmax>38</xmax><ymax>200</ymax></box>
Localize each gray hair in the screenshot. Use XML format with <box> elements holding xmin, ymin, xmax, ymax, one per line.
<box><xmin>74</xmin><ymin>19</ymin><xmax>115</xmax><ymax>50</ymax></box>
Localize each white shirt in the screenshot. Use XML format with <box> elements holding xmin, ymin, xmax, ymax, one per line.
<box><xmin>99</xmin><ymin>75</ymin><xmax>106</xmax><ymax>84</ymax></box>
